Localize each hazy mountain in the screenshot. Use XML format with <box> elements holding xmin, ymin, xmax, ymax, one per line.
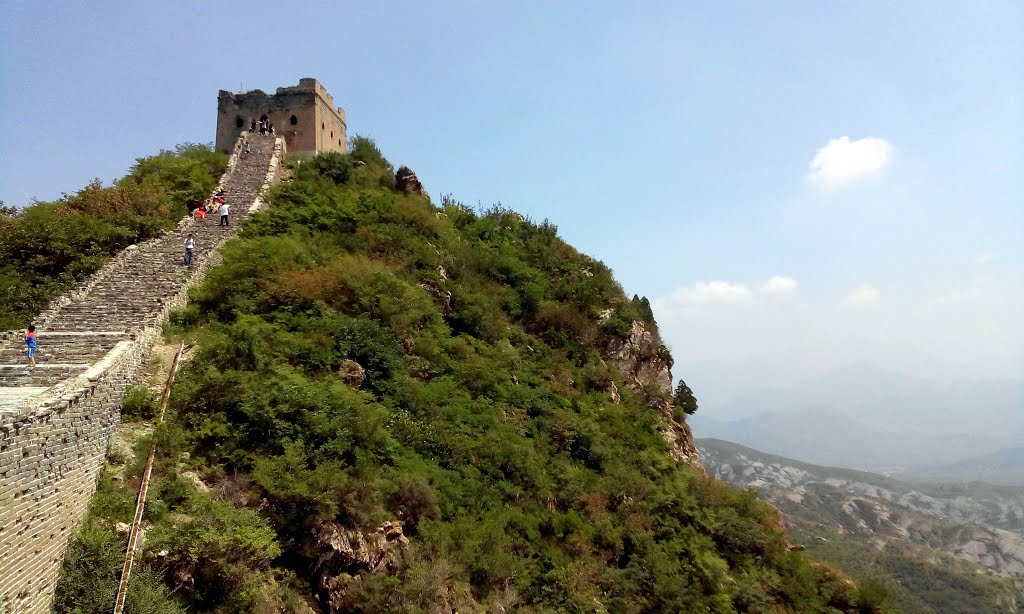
<box><xmin>693</xmin><ymin>366</ymin><xmax>1024</xmax><ymax>475</ymax></box>
<box><xmin>711</xmin><ymin>365</ymin><xmax>1024</xmax><ymax>440</ymax></box>
<box><xmin>690</xmin><ymin>407</ymin><xmax>1005</xmax><ymax>471</ymax></box>
<box><xmin>911</xmin><ymin>448</ymin><xmax>1024</xmax><ymax>487</ymax></box>
<box><xmin>699</xmin><ymin>438</ymin><xmax>1024</xmax><ymax>613</ymax></box>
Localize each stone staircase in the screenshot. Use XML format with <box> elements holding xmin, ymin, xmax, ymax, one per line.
<box><xmin>0</xmin><ymin>133</ymin><xmax>280</xmax><ymax>398</ymax></box>
<box><xmin>0</xmin><ymin>133</ymin><xmax>283</xmax><ymax>614</ymax></box>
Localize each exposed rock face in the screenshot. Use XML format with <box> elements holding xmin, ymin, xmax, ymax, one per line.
<box><xmin>603</xmin><ymin>320</ymin><xmax>672</xmax><ymax>392</ymax></box>
<box><xmin>337</xmin><ymin>359</ymin><xmax>366</xmax><ymax>388</ymax></box>
<box><xmin>312</xmin><ymin>520</ymin><xmax>409</xmax><ymax>612</ymax></box>
<box><xmin>395</xmin><ymin>166</ymin><xmax>427</xmax><ymax>196</ymax></box>
<box><xmin>606</xmin><ymin>380</ymin><xmax>621</xmax><ymax>404</ymax></box>
<box><xmin>419</xmin><ymin>282</ymin><xmax>453</xmax><ymax>317</ymax></box>
<box><xmin>602</xmin><ymin>320</ymin><xmax>705</xmax><ymax>473</ymax></box>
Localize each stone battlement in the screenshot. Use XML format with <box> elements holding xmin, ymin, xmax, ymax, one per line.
<box><xmin>216</xmin><ymin>77</ymin><xmax>346</xmax><ymax>157</ymax></box>
<box><xmin>0</xmin><ymin>134</ymin><xmax>284</xmax><ymax>614</ymax></box>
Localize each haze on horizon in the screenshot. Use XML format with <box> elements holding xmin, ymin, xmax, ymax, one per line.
<box><xmin>1</xmin><ymin>1</ymin><xmax>1021</xmax><ymax>418</ymax></box>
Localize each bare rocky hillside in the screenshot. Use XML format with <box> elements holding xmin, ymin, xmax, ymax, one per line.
<box><xmin>699</xmin><ymin>437</ymin><xmax>1024</xmax><ymax>612</ymax></box>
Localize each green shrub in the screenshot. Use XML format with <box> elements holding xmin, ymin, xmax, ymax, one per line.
<box><xmin>122</xmin><ymin>385</ymin><xmax>158</xmax><ymax>420</ymax></box>
<box><xmin>53</xmin><ymin>516</ymin><xmax>186</xmax><ymax>613</ymax></box>
<box><xmin>299</xmin><ymin>151</ymin><xmax>354</xmax><ymax>184</ymax></box>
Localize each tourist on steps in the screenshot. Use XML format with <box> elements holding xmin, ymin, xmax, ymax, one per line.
<box><xmin>219</xmin><ymin>201</ymin><xmax>231</xmax><ymax>226</ymax></box>
<box><xmin>184</xmin><ymin>233</ymin><xmax>196</xmax><ymax>265</ymax></box>
<box><xmin>25</xmin><ymin>325</ymin><xmax>37</xmax><ymax>367</ymax></box>
<box><xmin>250</xmin><ymin>118</ymin><xmax>257</xmax><ymax>133</ymax></box>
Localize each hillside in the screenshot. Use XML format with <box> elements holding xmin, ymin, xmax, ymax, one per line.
<box><xmin>699</xmin><ymin>438</ymin><xmax>1024</xmax><ymax>613</ymax></box>
<box><xmin>911</xmin><ymin>448</ymin><xmax>1024</xmax><ymax>487</ymax></box>
<box><xmin>49</xmin><ymin>141</ymin><xmax>887</xmax><ymax>613</ymax></box>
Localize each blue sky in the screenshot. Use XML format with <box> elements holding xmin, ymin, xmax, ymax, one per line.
<box><xmin>2</xmin><ymin>1</ymin><xmax>1021</xmax><ymax>414</ymax></box>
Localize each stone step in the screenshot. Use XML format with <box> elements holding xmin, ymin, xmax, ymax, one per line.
<box><xmin>0</xmin><ymin>365</ymin><xmax>89</xmax><ymax>387</ymax></box>
<box><xmin>31</xmin><ymin>136</ymin><xmax>277</xmax><ymax>337</ymax></box>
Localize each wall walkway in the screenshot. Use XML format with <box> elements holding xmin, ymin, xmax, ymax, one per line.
<box><xmin>0</xmin><ymin>134</ymin><xmax>284</xmax><ymax>614</ymax></box>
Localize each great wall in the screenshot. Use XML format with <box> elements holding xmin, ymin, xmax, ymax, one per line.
<box><xmin>0</xmin><ymin>133</ymin><xmax>284</xmax><ymax>614</ymax></box>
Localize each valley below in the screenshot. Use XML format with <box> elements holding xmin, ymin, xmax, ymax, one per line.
<box><xmin>699</xmin><ymin>438</ymin><xmax>1024</xmax><ymax>613</ymax></box>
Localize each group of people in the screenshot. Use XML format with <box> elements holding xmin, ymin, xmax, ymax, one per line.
<box><xmin>193</xmin><ymin>190</ymin><xmax>231</xmax><ymax>225</ymax></box>
<box><xmin>19</xmin><ymin>180</ymin><xmax>241</xmax><ymax>365</ymax></box>
<box><xmin>185</xmin><ymin>189</ymin><xmax>232</xmax><ymax>264</ymax></box>
<box><xmin>250</xmin><ymin>117</ymin><xmax>274</xmax><ymax>136</ymax></box>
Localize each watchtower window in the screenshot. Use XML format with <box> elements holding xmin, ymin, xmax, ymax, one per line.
<box><xmin>290</xmin><ymin>115</ymin><xmax>297</xmax><ymax>125</ymax></box>
<box><xmin>235</xmin><ymin>116</ymin><xmax>244</xmax><ymax>128</ymax></box>
<box><xmin>330</xmin><ymin>131</ymin><xmax>334</xmax><ymax>138</ymax></box>
<box><xmin>321</xmin><ymin>122</ymin><xmax>325</xmax><ymax>129</ymax></box>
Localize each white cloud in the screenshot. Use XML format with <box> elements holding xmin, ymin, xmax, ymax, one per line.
<box><xmin>760</xmin><ymin>276</ymin><xmax>799</xmax><ymax>295</ymax></box>
<box><xmin>807</xmin><ymin>136</ymin><xmax>893</xmax><ymax>190</ymax></box>
<box><xmin>842</xmin><ymin>284</ymin><xmax>882</xmax><ymax>307</ymax></box>
<box><xmin>659</xmin><ymin>281</ymin><xmax>755</xmax><ymax>307</ymax></box>
<box><xmin>975</xmin><ymin>252</ymin><xmax>994</xmax><ymax>265</ymax></box>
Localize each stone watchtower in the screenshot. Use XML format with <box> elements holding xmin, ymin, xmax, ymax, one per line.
<box><xmin>216</xmin><ymin>78</ymin><xmax>346</xmax><ymax>156</ymax></box>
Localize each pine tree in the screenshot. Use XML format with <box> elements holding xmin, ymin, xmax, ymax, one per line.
<box><xmin>674</xmin><ymin>379</ymin><xmax>698</xmax><ymax>415</ymax></box>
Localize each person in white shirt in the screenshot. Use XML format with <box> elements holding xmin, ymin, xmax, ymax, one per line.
<box><xmin>219</xmin><ymin>202</ymin><xmax>230</xmax><ymax>226</ymax></box>
<box><xmin>184</xmin><ymin>233</ymin><xmax>196</xmax><ymax>265</ymax></box>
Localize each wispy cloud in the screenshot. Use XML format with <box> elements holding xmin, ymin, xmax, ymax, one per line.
<box><xmin>807</xmin><ymin>136</ymin><xmax>893</xmax><ymax>191</ymax></box>
<box><xmin>842</xmin><ymin>284</ymin><xmax>882</xmax><ymax>307</ymax></box>
<box><xmin>658</xmin><ymin>281</ymin><xmax>755</xmax><ymax>307</ymax></box>
<box><xmin>760</xmin><ymin>276</ymin><xmax>799</xmax><ymax>295</ymax></box>
<box><xmin>975</xmin><ymin>252</ymin><xmax>994</xmax><ymax>265</ymax></box>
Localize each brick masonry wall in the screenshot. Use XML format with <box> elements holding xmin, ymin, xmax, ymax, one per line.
<box><xmin>0</xmin><ymin>137</ymin><xmax>284</xmax><ymax>614</ymax></box>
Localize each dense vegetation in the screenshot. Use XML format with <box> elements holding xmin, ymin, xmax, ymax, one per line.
<box><xmin>0</xmin><ymin>143</ymin><xmax>226</xmax><ymax>329</ymax></box>
<box><xmin>775</xmin><ymin>489</ymin><xmax>1020</xmax><ymax>613</ymax></box>
<box><xmin>55</xmin><ymin>139</ymin><xmax>886</xmax><ymax>612</ymax></box>
<box><xmin>795</xmin><ymin>527</ymin><xmax>1018</xmax><ymax>614</ymax></box>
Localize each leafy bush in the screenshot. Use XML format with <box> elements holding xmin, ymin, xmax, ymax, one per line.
<box><xmin>122</xmin><ymin>385</ymin><xmax>158</xmax><ymax>420</ymax></box>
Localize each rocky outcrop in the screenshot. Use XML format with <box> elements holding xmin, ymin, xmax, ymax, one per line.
<box><xmin>311</xmin><ymin>520</ymin><xmax>409</xmax><ymax>612</ymax></box>
<box><xmin>602</xmin><ymin>320</ymin><xmax>704</xmax><ymax>473</ymax></box>
<box><xmin>418</xmin><ymin>282</ymin><xmax>453</xmax><ymax>317</ymax></box>
<box><xmin>603</xmin><ymin>321</ymin><xmax>672</xmax><ymax>392</ymax></box>
<box><xmin>337</xmin><ymin>359</ymin><xmax>365</xmax><ymax>388</ymax></box>
<box><xmin>395</xmin><ymin>166</ymin><xmax>427</xmax><ymax>197</ymax></box>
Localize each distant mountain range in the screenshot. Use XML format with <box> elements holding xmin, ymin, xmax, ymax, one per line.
<box><xmin>692</xmin><ymin>366</ymin><xmax>1024</xmax><ymax>479</ymax></box>
<box><xmin>699</xmin><ymin>437</ymin><xmax>1024</xmax><ymax>613</ymax></box>
<box><xmin>911</xmin><ymin>447</ymin><xmax>1024</xmax><ymax>487</ymax></box>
